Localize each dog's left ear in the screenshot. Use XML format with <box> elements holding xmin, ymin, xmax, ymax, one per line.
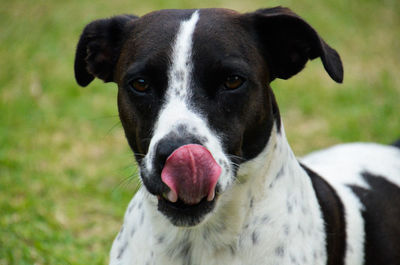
<box><xmin>74</xmin><ymin>15</ymin><xmax>138</xmax><ymax>87</ymax></box>
<box><xmin>246</xmin><ymin>7</ymin><xmax>343</xmax><ymax>83</ymax></box>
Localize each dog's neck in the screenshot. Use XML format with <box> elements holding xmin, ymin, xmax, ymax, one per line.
<box><xmin>128</xmin><ymin>123</ymin><xmax>326</xmax><ymax>264</ymax></box>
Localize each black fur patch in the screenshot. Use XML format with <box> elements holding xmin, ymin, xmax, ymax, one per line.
<box><xmin>248</xmin><ymin>7</ymin><xmax>343</xmax><ymax>83</ymax></box>
<box><xmin>74</xmin><ymin>15</ymin><xmax>137</xmax><ymax>86</ymax></box>
<box><xmin>349</xmin><ymin>172</ymin><xmax>400</xmax><ymax>265</ymax></box>
<box><xmin>301</xmin><ymin>164</ymin><xmax>346</xmax><ymax>265</ymax></box>
<box><xmin>391</xmin><ymin>139</ymin><xmax>400</xmax><ymax>149</ymax></box>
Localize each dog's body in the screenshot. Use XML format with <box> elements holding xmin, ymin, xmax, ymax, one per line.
<box><xmin>74</xmin><ymin>7</ymin><xmax>400</xmax><ymax>265</ymax></box>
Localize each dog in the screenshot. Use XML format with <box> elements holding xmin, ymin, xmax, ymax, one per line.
<box><xmin>74</xmin><ymin>7</ymin><xmax>400</xmax><ymax>265</ymax></box>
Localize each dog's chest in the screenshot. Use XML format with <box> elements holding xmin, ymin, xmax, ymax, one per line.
<box><xmin>112</xmin><ymin>213</ymin><xmax>326</xmax><ymax>265</ymax></box>
<box><xmin>111</xmin><ymin>174</ymin><xmax>327</xmax><ymax>265</ymax></box>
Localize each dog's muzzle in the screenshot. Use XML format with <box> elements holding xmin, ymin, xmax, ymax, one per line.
<box><xmin>141</xmin><ymin>134</ymin><xmax>224</xmax><ymax>226</ymax></box>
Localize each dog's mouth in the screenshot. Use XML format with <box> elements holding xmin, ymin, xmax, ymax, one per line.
<box><xmin>157</xmin><ymin>189</ymin><xmax>219</xmax><ymax>226</ymax></box>
<box><xmin>156</xmin><ymin>144</ymin><xmax>222</xmax><ymax>226</ymax></box>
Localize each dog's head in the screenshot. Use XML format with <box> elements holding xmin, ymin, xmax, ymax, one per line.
<box><xmin>74</xmin><ymin>7</ymin><xmax>343</xmax><ymax>226</ymax></box>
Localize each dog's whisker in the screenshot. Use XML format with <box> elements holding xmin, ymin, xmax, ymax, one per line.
<box><xmin>112</xmin><ymin>175</ymin><xmax>135</xmax><ymax>193</ymax></box>
<box><xmin>227</xmin><ymin>154</ymin><xmax>245</xmax><ymax>160</ymax></box>
<box><xmin>112</xmin><ymin>165</ymin><xmax>141</xmax><ymax>192</ymax></box>
<box><xmin>106</xmin><ymin>121</ymin><xmax>122</xmax><ymax>135</ymax></box>
<box><xmin>132</xmin><ymin>152</ymin><xmax>146</xmax><ymax>157</ymax></box>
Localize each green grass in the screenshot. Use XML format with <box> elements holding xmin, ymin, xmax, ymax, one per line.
<box><xmin>1</xmin><ymin>0</ymin><xmax>399</xmax><ymax>264</ymax></box>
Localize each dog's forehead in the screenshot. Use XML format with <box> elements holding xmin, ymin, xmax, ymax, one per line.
<box><xmin>125</xmin><ymin>9</ymin><xmax>246</xmax><ymax>59</ymax></box>
<box><xmin>137</xmin><ymin>8</ymin><xmax>240</xmax><ymax>29</ymax></box>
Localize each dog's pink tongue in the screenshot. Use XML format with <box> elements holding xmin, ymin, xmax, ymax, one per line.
<box><xmin>161</xmin><ymin>144</ymin><xmax>221</xmax><ymax>205</ymax></box>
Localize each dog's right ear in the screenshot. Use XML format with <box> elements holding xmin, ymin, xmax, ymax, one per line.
<box><xmin>74</xmin><ymin>15</ymin><xmax>138</xmax><ymax>87</ymax></box>
<box><xmin>244</xmin><ymin>7</ymin><xmax>343</xmax><ymax>83</ymax></box>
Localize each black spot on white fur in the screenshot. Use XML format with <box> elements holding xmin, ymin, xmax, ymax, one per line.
<box><xmin>117</xmin><ymin>242</ymin><xmax>128</xmax><ymax>260</ymax></box>
<box><xmin>128</xmin><ymin>202</ymin><xmax>135</xmax><ymax>213</ymax></box>
<box><xmin>286</xmin><ymin>199</ymin><xmax>293</xmax><ymax>214</ymax></box>
<box><xmin>140</xmin><ymin>211</ymin><xmax>145</xmax><ymax>225</ymax></box>
<box><xmin>156</xmin><ymin>235</ymin><xmax>165</xmax><ymax>244</ymax></box>
<box><xmin>174</xmin><ymin>70</ymin><xmax>185</xmax><ymax>82</ymax></box>
<box><xmin>117</xmin><ymin>225</ymin><xmax>124</xmax><ymax>241</ymax></box>
<box><xmin>249</xmin><ymin>197</ymin><xmax>254</xmax><ymax>208</ymax></box>
<box><xmin>283</xmin><ymin>224</ymin><xmax>290</xmax><ymax>235</ymax></box>
<box><xmin>275</xmin><ymin>245</ymin><xmax>285</xmax><ymax>257</ymax></box>
<box><xmin>251</xmin><ymin>230</ymin><xmax>259</xmax><ymax>245</ymax></box>
<box><xmin>130</xmin><ymin>226</ymin><xmax>136</xmax><ymax>237</ymax></box>
<box><xmin>179</xmin><ymin>241</ymin><xmax>192</xmax><ymax>264</ymax></box>
<box><xmin>276</xmin><ymin>166</ymin><xmax>285</xmax><ymax>179</ymax></box>
<box><xmin>290</xmin><ymin>254</ymin><xmax>297</xmax><ymax>264</ymax></box>
<box><xmin>229</xmin><ymin>244</ymin><xmax>237</xmax><ymax>256</ymax></box>
<box><xmin>261</xmin><ymin>214</ymin><xmax>270</xmax><ymax>224</ymax></box>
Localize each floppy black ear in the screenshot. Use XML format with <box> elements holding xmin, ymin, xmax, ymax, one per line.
<box><xmin>248</xmin><ymin>7</ymin><xmax>343</xmax><ymax>83</ymax></box>
<box><xmin>74</xmin><ymin>15</ymin><xmax>137</xmax><ymax>87</ymax></box>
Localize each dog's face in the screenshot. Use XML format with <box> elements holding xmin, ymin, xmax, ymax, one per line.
<box><xmin>75</xmin><ymin>7</ymin><xmax>342</xmax><ymax>226</ymax></box>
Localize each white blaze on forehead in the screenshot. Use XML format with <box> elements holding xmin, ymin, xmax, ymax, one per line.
<box><xmin>145</xmin><ymin>11</ymin><xmax>201</xmax><ymax>171</ymax></box>
<box><xmin>168</xmin><ymin>11</ymin><xmax>199</xmax><ymax>99</ymax></box>
<box><xmin>144</xmin><ymin>11</ymin><xmax>232</xmax><ymax>190</ymax></box>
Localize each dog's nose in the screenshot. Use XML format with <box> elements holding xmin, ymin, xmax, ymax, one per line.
<box><xmin>142</xmin><ymin>132</ymin><xmax>205</xmax><ymax>197</ymax></box>
<box><xmin>154</xmin><ymin>135</ymin><xmax>202</xmax><ymax>171</ymax></box>
<box><xmin>148</xmin><ymin>134</ymin><xmax>221</xmax><ymax>204</ymax></box>
<box><xmin>155</xmin><ymin>140</ymin><xmax>180</xmax><ymax>169</ymax></box>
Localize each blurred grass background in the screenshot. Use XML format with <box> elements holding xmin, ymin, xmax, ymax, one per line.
<box><xmin>1</xmin><ymin>0</ymin><xmax>399</xmax><ymax>264</ymax></box>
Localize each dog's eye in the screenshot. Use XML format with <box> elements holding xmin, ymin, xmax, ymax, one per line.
<box><xmin>224</xmin><ymin>75</ymin><xmax>245</xmax><ymax>90</ymax></box>
<box><xmin>130</xmin><ymin>78</ymin><xmax>149</xmax><ymax>92</ymax></box>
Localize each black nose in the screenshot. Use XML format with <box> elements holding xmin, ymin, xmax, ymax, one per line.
<box><xmin>154</xmin><ymin>134</ymin><xmax>202</xmax><ymax>173</ymax></box>
<box><xmin>140</xmin><ymin>131</ymin><xmax>203</xmax><ymax>197</ymax></box>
